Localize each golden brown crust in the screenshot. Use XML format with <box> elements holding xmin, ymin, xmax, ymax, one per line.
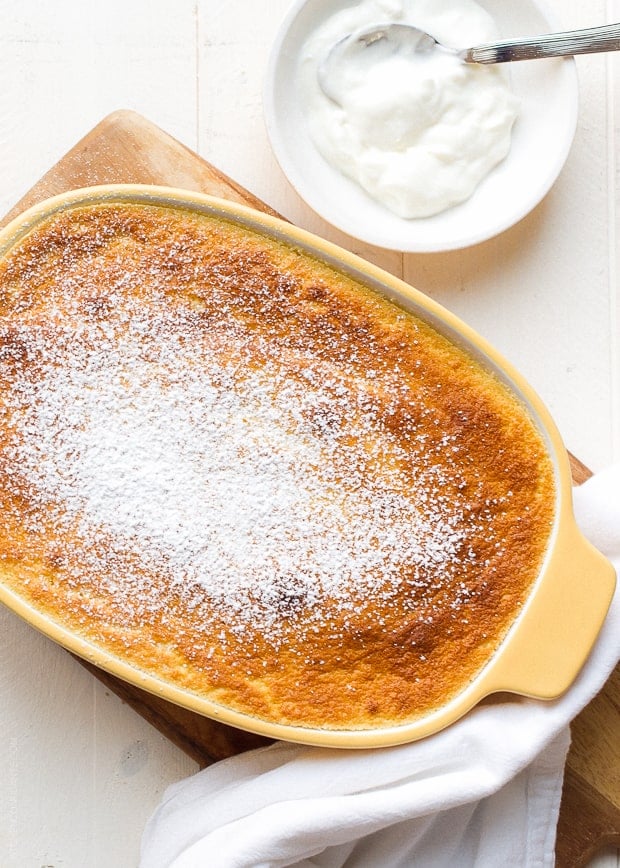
<box><xmin>0</xmin><ymin>202</ymin><xmax>555</xmax><ymax>730</ymax></box>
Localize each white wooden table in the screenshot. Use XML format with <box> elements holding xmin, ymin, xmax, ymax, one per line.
<box><xmin>0</xmin><ymin>1</ymin><xmax>617</xmax><ymax>865</ymax></box>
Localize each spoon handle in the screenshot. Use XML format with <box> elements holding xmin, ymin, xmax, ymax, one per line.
<box><xmin>462</xmin><ymin>22</ymin><xmax>620</xmax><ymax>64</ymax></box>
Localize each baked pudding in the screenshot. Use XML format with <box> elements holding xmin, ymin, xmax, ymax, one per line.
<box><xmin>0</xmin><ymin>193</ymin><xmax>557</xmax><ymax>734</ymax></box>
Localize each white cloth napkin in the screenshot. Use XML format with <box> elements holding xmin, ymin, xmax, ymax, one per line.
<box><xmin>141</xmin><ymin>465</ymin><xmax>620</xmax><ymax>868</ymax></box>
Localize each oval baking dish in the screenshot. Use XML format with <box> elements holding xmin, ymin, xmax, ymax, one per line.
<box><xmin>0</xmin><ymin>184</ymin><xmax>614</xmax><ymax>748</ymax></box>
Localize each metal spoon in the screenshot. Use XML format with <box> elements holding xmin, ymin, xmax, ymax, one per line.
<box><xmin>319</xmin><ymin>22</ymin><xmax>620</xmax><ymax>102</ymax></box>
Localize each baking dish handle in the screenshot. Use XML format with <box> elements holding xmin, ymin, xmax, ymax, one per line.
<box><xmin>478</xmin><ymin>523</ymin><xmax>616</xmax><ymax>700</ymax></box>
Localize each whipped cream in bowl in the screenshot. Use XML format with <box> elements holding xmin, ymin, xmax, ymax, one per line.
<box><xmin>264</xmin><ymin>0</ymin><xmax>578</xmax><ymax>251</ymax></box>
<box><xmin>301</xmin><ymin>0</ymin><xmax>520</xmax><ymax>219</ymax></box>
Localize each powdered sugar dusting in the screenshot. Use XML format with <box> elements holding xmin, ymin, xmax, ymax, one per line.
<box><xmin>0</xmin><ymin>205</ymin><xmax>522</xmax><ymax>651</ymax></box>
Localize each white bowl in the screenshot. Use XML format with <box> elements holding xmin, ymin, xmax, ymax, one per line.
<box><xmin>264</xmin><ymin>0</ymin><xmax>579</xmax><ymax>252</ymax></box>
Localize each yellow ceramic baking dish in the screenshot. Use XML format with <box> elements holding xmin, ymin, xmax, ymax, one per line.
<box><xmin>0</xmin><ymin>185</ymin><xmax>615</xmax><ymax>748</ymax></box>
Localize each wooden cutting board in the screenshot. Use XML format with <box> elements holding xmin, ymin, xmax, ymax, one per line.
<box><xmin>1</xmin><ymin>110</ymin><xmax>617</xmax><ymax>867</ymax></box>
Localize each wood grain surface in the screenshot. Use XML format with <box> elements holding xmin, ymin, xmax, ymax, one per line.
<box><xmin>1</xmin><ymin>110</ymin><xmax>617</xmax><ymax>868</ymax></box>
